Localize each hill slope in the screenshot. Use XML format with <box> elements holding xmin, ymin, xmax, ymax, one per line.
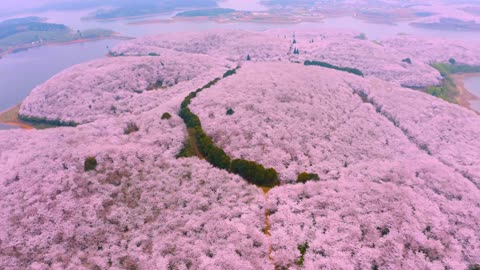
<box><xmin>2</xmin><ymin>30</ymin><xmax>480</xmax><ymax>269</ymax></box>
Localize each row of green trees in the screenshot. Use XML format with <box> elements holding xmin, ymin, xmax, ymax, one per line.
<box><xmin>304</xmin><ymin>60</ymin><xmax>364</xmax><ymax>77</ymax></box>
<box><xmin>18</xmin><ymin>114</ymin><xmax>78</xmax><ymax>127</ymax></box>
<box><xmin>223</xmin><ymin>66</ymin><xmax>240</xmax><ymax>78</ymax></box>
<box><xmin>177</xmin><ymin>67</ymin><xmax>280</xmax><ymax>187</ymax></box>
<box><xmin>231</xmin><ymin>159</ymin><xmax>279</xmax><ymax>187</ymax></box>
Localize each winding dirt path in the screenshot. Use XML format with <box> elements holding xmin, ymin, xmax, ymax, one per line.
<box><xmin>187</xmin><ymin>128</ymin><xmax>205</xmax><ymax>159</ymax></box>
<box><xmin>261</xmin><ymin>188</ymin><xmax>275</xmax><ymax>267</ymax></box>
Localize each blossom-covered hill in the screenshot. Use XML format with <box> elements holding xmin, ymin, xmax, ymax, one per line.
<box><xmin>382</xmin><ymin>36</ymin><xmax>480</xmax><ymax>66</ymax></box>
<box><xmin>1</xmin><ymin>99</ymin><xmax>270</xmax><ymax>269</ymax></box>
<box><xmin>287</xmin><ymin>31</ymin><xmax>440</xmax><ymax>88</ymax></box>
<box><xmin>20</xmin><ymin>30</ymin><xmax>480</xmax><ymax>125</ymax></box>
<box><xmin>2</xmin><ymin>30</ymin><xmax>480</xmax><ymax>269</ymax></box>
<box><xmin>19</xmin><ymin>49</ymin><xmax>233</xmax><ymax>124</ymax></box>
<box><xmin>189</xmin><ymin>62</ymin><xmax>479</xmax><ymax>268</ymax></box>
<box><xmin>111</xmin><ymin>30</ymin><xmax>291</xmax><ymax>62</ymax></box>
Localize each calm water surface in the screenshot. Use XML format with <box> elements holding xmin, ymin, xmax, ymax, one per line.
<box><xmin>464</xmin><ymin>76</ymin><xmax>480</xmax><ymax>112</ymax></box>
<box><xmin>0</xmin><ymin>123</ymin><xmax>17</xmax><ymax>130</ymax></box>
<box><xmin>0</xmin><ymin>39</ymin><xmax>121</xmax><ymax>112</ymax></box>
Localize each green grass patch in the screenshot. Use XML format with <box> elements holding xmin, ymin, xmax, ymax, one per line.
<box><xmin>424</xmin><ymin>62</ymin><xmax>480</xmax><ymax>103</ymax></box>
<box><xmin>176</xmin><ymin>139</ymin><xmax>197</xmax><ymax>158</ymax></box>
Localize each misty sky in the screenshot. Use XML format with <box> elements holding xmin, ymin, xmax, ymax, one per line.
<box><xmin>1</xmin><ymin>0</ymin><xmax>61</xmax><ymax>10</ymax></box>
<box><xmin>0</xmin><ymin>0</ymin><xmax>215</xmax><ymax>15</ymax></box>
<box><xmin>2</xmin><ymin>0</ymin><xmax>480</xmax><ymax>16</ymax></box>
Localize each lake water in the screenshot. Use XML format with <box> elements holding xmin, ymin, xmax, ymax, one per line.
<box><xmin>464</xmin><ymin>76</ymin><xmax>480</xmax><ymax>112</ymax></box>
<box><xmin>10</xmin><ymin>8</ymin><xmax>480</xmax><ymax>40</ymax></box>
<box><xmin>0</xmin><ymin>123</ymin><xmax>17</xmax><ymax>130</ymax></box>
<box><xmin>1</xmin><ymin>7</ymin><xmax>480</xmax><ymax>127</ymax></box>
<box><xmin>0</xmin><ymin>39</ymin><xmax>121</xmax><ymax>112</ymax></box>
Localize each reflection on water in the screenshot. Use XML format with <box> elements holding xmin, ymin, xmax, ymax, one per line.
<box><xmin>464</xmin><ymin>76</ymin><xmax>480</xmax><ymax>112</ymax></box>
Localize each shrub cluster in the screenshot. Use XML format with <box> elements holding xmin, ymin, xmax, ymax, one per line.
<box><xmin>355</xmin><ymin>33</ymin><xmax>367</xmax><ymax>40</ymax></box>
<box><xmin>147</xmin><ymin>79</ymin><xmax>165</xmax><ymax>91</ymax></box>
<box><xmin>177</xmin><ymin>70</ymin><xmax>280</xmax><ymax>188</ymax></box>
<box><xmin>304</xmin><ymin>60</ymin><xmax>364</xmax><ymax>77</ymax></box>
<box><xmin>296</xmin><ymin>172</ymin><xmax>319</xmax><ymax>183</ymax></box>
<box><xmin>161</xmin><ymin>112</ymin><xmax>172</xmax><ymax>120</ymax></box>
<box><xmin>231</xmin><ymin>159</ymin><xmax>279</xmax><ymax>187</ymax></box>
<box><xmin>84</xmin><ymin>156</ymin><xmax>98</xmax><ymax>172</ymax></box>
<box><xmin>402</xmin><ymin>58</ymin><xmax>412</xmax><ymax>64</ymax></box>
<box><xmin>377</xmin><ymin>226</ymin><xmax>390</xmax><ymax>237</ymax></box>
<box><xmin>124</xmin><ymin>121</ymin><xmax>139</xmax><ymax>135</ymax></box>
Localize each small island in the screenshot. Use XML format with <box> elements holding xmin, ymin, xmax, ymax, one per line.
<box><xmin>85</xmin><ymin>0</ymin><xmax>217</xmax><ymax>20</ymax></box>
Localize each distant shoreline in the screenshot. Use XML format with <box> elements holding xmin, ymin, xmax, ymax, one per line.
<box><xmin>82</xmin><ymin>11</ymin><xmax>178</xmax><ymax>22</ymax></box>
<box><xmin>0</xmin><ymin>104</ymin><xmax>34</xmax><ymax>130</ymax></box>
<box><xmin>0</xmin><ymin>35</ymin><xmax>133</xmax><ymax>59</ymax></box>
<box><xmin>452</xmin><ymin>73</ymin><xmax>480</xmax><ymax>113</ymax></box>
<box><xmin>128</xmin><ymin>13</ymin><xmax>319</xmax><ymax>26</ymax></box>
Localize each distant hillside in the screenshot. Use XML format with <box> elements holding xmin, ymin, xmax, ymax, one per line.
<box><xmin>411</xmin><ymin>17</ymin><xmax>480</xmax><ymax>31</ymax></box>
<box><xmin>4</xmin><ymin>30</ymin><xmax>480</xmax><ymax>269</ymax></box>
<box><xmin>0</xmin><ymin>16</ymin><xmax>115</xmax><ymax>55</ymax></box>
<box><xmin>176</xmin><ymin>8</ymin><xmax>236</xmax><ymax>17</ymax></box>
<box><xmin>89</xmin><ymin>0</ymin><xmax>218</xmax><ymax>20</ymax></box>
<box><xmin>0</xmin><ymin>17</ymin><xmax>68</xmax><ymax>40</ymax></box>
